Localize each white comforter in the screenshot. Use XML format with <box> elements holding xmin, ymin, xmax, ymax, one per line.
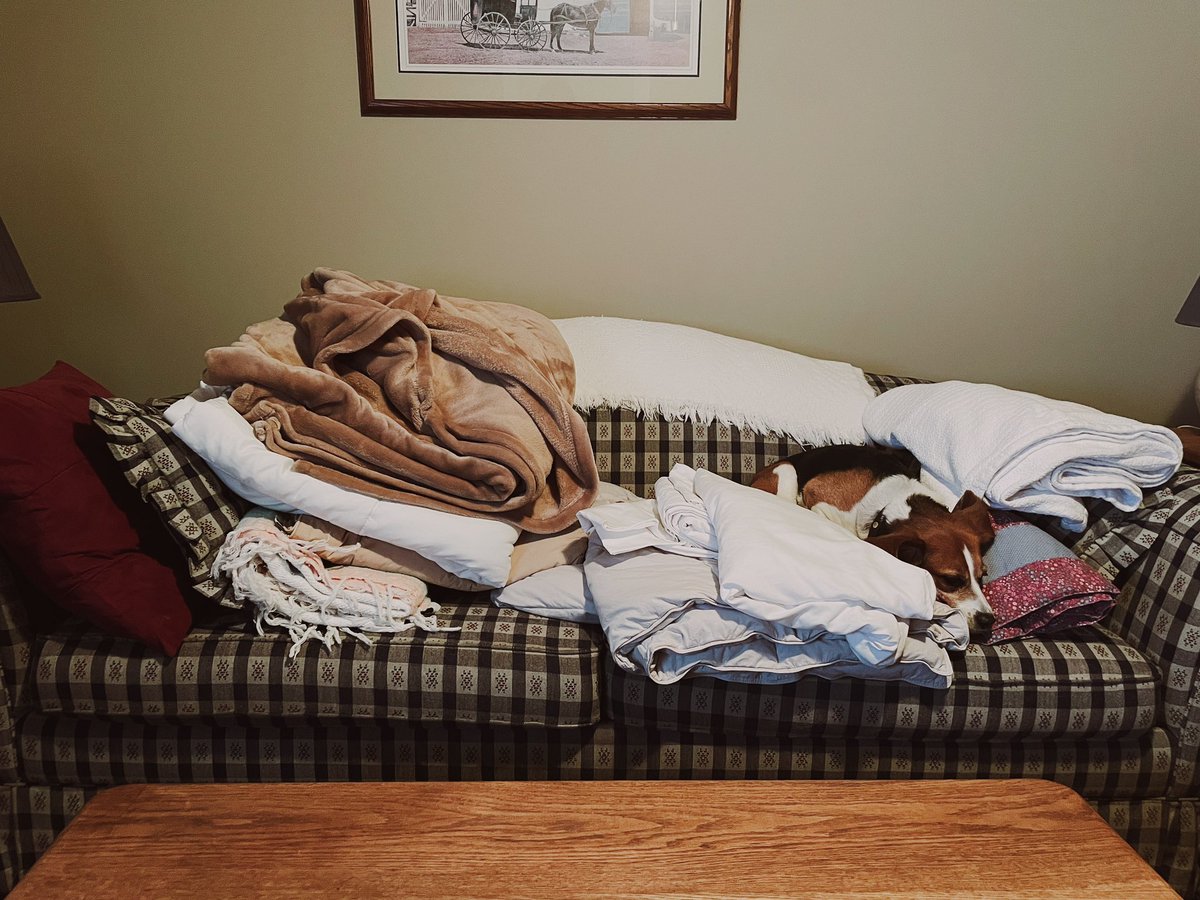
<box><xmin>863</xmin><ymin>381</ymin><xmax>1183</xmax><ymax>531</ymax></box>
<box><xmin>579</xmin><ymin>467</ymin><xmax>967</xmax><ymax>687</ymax></box>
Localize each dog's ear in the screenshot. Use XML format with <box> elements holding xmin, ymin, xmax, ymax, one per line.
<box><xmin>952</xmin><ymin>490</ymin><xmax>995</xmax><ymax>542</ymax></box>
<box><xmin>953</xmin><ymin>490</ymin><xmax>986</xmax><ymax>512</ymax></box>
<box><xmin>868</xmin><ymin>532</ymin><xmax>926</xmax><ymax>566</ymax></box>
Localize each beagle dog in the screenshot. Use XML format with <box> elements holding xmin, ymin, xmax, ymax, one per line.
<box><xmin>752</xmin><ymin>445</ymin><xmax>996</xmax><ymax>638</ymax></box>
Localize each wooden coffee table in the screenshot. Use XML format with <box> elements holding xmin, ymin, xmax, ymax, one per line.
<box><xmin>10</xmin><ymin>780</ymin><xmax>1175</xmax><ymax>898</ymax></box>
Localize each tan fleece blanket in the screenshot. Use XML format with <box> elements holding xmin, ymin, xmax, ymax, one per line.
<box><xmin>203</xmin><ymin>269</ymin><xmax>599</xmax><ymax>533</ymax></box>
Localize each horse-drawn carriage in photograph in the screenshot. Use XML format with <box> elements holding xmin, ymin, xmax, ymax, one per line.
<box><xmin>459</xmin><ymin>0</ymin><xmax>614</xmax><ymax>53</ymax></box>
<box><xmin>460</xmin><ymin>1</ymin><xmax>547</xmax><ymax>50</ymax></box>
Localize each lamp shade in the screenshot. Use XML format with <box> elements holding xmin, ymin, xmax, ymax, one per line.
<box><xmin>0</xmin><ymin>217</ymin><xmax>38</xmax><ymax>303</ymax></box>
<box><xmin>1176</xmin><ymin>274</ymin><xmax>1200</xmax><ymax>327</ymax></box>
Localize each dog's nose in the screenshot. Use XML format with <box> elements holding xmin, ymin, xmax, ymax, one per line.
<box><xmin>970</xmin><ymin>611</ymin><xmax>995</xmax><ymax>638</ymax></box>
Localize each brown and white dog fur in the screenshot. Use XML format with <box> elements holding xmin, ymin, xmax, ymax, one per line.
<box><xmin>751</xmin><ymin>445</ymin><xmax>997</xmax><ymax>638</ymax></box>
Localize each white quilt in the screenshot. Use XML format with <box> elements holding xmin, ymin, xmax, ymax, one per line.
<box><xmin>579</xmin><ymin>468</ymin><xmax>967</xmax><ymax>686</ymax></box>
<box><xmin>583</xmin><ymin>544</ymin><xmax>966</xmax><ymax>688</ymax></box>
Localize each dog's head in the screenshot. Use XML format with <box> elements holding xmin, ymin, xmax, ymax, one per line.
<box><xmin>867</xmin><ymin>491</ymin><xmax>996</xmax><ymax>638</ymax></box>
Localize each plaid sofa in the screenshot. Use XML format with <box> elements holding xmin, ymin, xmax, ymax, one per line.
<box><xmin>1</xmin><ymin>375</ymin><xmax>1199</xmax><ymax>896</ymax></box>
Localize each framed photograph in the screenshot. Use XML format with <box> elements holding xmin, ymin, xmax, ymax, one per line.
<box><xmin>354</xmin><ymin>0</ymin><xmax>740</xmax><ymax>119</ymax></box>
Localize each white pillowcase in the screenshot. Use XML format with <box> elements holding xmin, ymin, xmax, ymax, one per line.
<box><xmin>165</xmin><ymin>395</ymin><xmax>520</xmax><ymax>588</ymax></box>
<box><xmin>555</xmin><ymin>316</ymin><xmax>875</xmax><ymax>445</ymax></box>
<box><xmin>492</xmin><ymin>563</ymin><xmax>595</xmax><ymax>624</ymax></box>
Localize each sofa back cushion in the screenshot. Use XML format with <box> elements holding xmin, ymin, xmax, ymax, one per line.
<box><xmin>583</xmin><ymin>407</ymin><xmax>809</xmax><ymax>499</ymax></box>
<box><xmin>581</xmin><ymin>373</ymin><xmax>928</xmax><ymax>497</ymax></box>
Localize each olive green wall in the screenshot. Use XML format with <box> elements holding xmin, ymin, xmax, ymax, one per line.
<box><xmin>2</xmin><ymin>1</ymin><xmax>1199</xmax><ymax>422</ymax></box>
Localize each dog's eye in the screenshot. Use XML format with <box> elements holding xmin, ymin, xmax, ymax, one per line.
<box><xmin>936</xmin><ymin>574</ymin><xmax>966</xmax><ymax>591</ymax></box>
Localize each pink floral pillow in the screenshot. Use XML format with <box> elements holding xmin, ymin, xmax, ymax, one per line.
<box><xmin>982</xmin><ymin>512</ymin><xmax>1118</xmax><ymax>644</ymax></box>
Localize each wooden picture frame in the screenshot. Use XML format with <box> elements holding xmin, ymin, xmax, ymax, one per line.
<box><xmin>354</xmin><ymin>0</ymin><xmax>740</xmax><ymax>119</ymax></box>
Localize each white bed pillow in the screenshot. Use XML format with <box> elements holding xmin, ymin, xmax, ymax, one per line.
<box><xmin>165</xmin><ymin>395</ymin><xmax>520</xmax><ymax>588</ymax></box>
<box><xmin>555</xmin><ymin>316</ymin><xmax>875</xmax><ymax>445</ymax></box>
<box><xmin>492</xmin><ymin>563</ymin><xmax>595</xmax><ymax>624</ymax></box>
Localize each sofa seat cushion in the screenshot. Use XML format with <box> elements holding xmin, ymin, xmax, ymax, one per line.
<box><xmin>33</xmin><ymin>598</ymin><xmax>603</xmax><ymax>729</ymax></box>
<box><xmin>606</xmin><ymin>626</ymin><xmax>1158</xmax><ymax>742</ymax></box>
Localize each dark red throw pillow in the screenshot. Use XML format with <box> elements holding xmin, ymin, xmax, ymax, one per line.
<box><xmin>0</xmin><ymin>362</ymin><xmax>192</xmax><ymax>654</ymax></box>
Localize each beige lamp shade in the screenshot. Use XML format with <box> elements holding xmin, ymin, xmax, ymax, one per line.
<box><xmin>0</xmin><ymin>217</ymin><xmax>39</xmax><ymax>303</ymax></box>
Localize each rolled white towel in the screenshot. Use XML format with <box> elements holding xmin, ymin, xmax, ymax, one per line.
<box><xmin>577</xmin><ymin>498</ymin><xmax>717</xmax><ymax>560</ymax></box>
<box><xmin>863</xmin><ymin>381</ymin><xmax>1183</xmax><ymax>531</ymax></box>
<box><xmin>654</xmin><ymin>464</ymin><xmax>718</xmax><ymax>554</ymax></box>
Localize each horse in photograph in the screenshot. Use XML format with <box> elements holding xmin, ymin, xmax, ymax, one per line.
<box><xmin>549</xmin><ymin>0</ymin><xmax>615</xmax><ymax>53</ymax></box>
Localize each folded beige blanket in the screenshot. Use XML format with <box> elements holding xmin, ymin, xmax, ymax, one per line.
<box><xmin>287</xmin><ymin>482</ymin><xmax>640</xmax><ymax>592</ymax></box>
<box><xmin>288</xmin><ymin>516</ymin><xmax>584</xmax><ymax>593</ymax></box>
<box><xmin>204</xmin><ymin>269</ymin><xmax>599</xmax><ymax>533</ymax></box>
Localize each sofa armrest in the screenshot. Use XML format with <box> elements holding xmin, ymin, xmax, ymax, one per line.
<box><xmin>0</xmin><ymin>556</ymin><xmax>32</xmax><ymax>719</ymax></box>
<box><xmin>1073</xmin><ymin>467</ymin><xmax>1200</xmax><ymax>796</ymax></box>
<box><xmin>0</xmin><ymin>554</ymin><xmax>34</xmax><ymax>784</ymax></box>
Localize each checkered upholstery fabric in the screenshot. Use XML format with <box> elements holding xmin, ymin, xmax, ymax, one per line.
<box><xmin>1091</xmin><ymin>798</ymin><xmax>1197</xmax><ymax>898</ymax></box>
<box><xmin>1173</xmin><ymin>800</ymin><xmax>1200</xmax><ymax>896</ymax></box>
<box><xmin>862</xmin><ymin>371</ymin><xmax>933</xmax><ymax>394</ymax></box>
<box><xmin>583</xmin><ymin>408</ymin><xmax>811</xmax><ymax>499</ymax></box>
<box><xmin>1020</xmin><ymin>466</ymin><xmax>1200</xmax><ymax>798</ymax></box>
<box><xmin>32</xmin><ymin>599</ymin><xmax>604</xmax><ymax>729</ymax></box>
<box><xmin>0</xmin><ymin>674</ymin><xmax>19</xmax><ymax>790</ymax></box>
<box><xmin>0</xmin><ymin>555</ymin><xmax>33</xmax><ymax>788</ymax></box>
<box><xmin>0</xmin><ymin>555</ymin><xmax>33</xmax><ymax>717</ymax></box>
<box><xmin>579</xmin><ymin>371</ymin><xmax>927</xmax><ymax>498</ymax></box>
<box><xmin>1056</xmin><ymin>468</ymin><xmax>1200</xmax><ymax>582</ymax></box>
<box><xmin>606</xmin><ymin>626</ymin><xmax>1156</xmax><ymax>742</ymax></box>
<box><xmin>88</xmin><ymin>397</ymin><xmax>246</xmax><ymax>608</ymax></box>
<box><xmin>1093</xmin><ymin>468</ymin><xmax>1200</xmax><ymax>796</ymax></box>
<box><xmin>0</xmin><ymin>784</ymin><xmax>14</xmax><ymax>894</ymax></box>
<box><xmin>6</xmin><ymin>784</ymin><xmax>95</xmax><ymax>892</ymax></box>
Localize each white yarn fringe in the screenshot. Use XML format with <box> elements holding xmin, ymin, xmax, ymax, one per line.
<box><xmin>554</xmin><ymin>316</ymin><xmax>874</xmax><ymax>446</ymax></box>
<box><xmin>213</xmin><ymin>520</ymin><xmax>456</xmax><ymax>657</ymax></box>
<box><xmin>571</xmin><ymin>392</ymin><xmax>862</xmax><ymax>445</ymax></box>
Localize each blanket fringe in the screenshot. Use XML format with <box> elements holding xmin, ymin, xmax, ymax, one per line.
<box><xmin>214</xmin><ymin>515</ymin><xmax>458</xmax><ymax>657</ymax></box>
<box><xmin>572</xmin><ymin>393</ymin><xmax>865</xmax><ymax>446</ymax></box>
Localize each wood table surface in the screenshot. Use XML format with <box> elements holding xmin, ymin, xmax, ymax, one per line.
<box><xmin>10</xmin><ymin>779</ymin><xmax>1176</xmax><ymax>899</ymax></box>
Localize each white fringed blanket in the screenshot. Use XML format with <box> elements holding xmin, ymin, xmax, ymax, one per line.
<box><xmin>213</xmin><ymin>510</ymin><xmax>452</xmax><ymax>655</ymax></box>
<box><xmin>555</xmin><ymin>317</ymin><xmax>874</xmax><ymax>445</ymax></box>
